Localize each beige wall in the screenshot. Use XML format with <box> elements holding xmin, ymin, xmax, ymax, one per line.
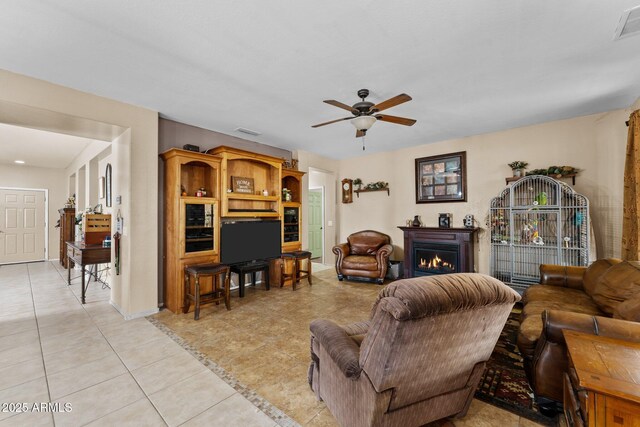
<box><xmin>0</xmin><ymin>69</ymin><xmax>159</xmax><ymax>318</ymax></box>
<box><xmin>337</xmin><ymin>107</ymin><xmax>635</xmax><ymax>273</ymax></box>
<box><xmin>0</xmin><ymin>164</ymin><xmax>66</xmax><ymax>261</ymax></box>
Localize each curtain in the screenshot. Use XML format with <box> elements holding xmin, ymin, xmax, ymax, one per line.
<box><xmin>622</xmin><ymin>110</ymin><xmax>640</xmax><ymax>260</ymax></box>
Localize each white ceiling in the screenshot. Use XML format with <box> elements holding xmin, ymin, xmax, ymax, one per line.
<box><xmin>1</xmin><ymin>1</ymin><xmax>640</xmax><ymax>159</ymax></box>
<box><xmin>0</xmin><ymin>123</ymin><xmax>96</xmax><ymax>169</ymax></box>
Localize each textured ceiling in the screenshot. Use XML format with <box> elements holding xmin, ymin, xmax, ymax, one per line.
<box><xmin>1</xmin><ymin>1</ymin><xmax>640</xmax><ymax>159</ymax></box>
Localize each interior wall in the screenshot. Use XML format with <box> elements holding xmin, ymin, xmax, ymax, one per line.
<box><xmin>337</xmin><ymin>107</ymin><xmax>634</xmax><ymax>274</ymax></box>
<box><xmin>0</xmin><ymin>164</ymin><xmax>66</xmax><ymax>261</ymax></box>
<box><xmin>0</xmin><ymin>68</ymin><xmax>159</xmax><ymax>318</ymax></box>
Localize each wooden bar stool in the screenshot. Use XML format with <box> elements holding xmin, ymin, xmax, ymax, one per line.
<box><xmin>280</xmin><ymin>253</ymin><xmax>297</xmax><ymax>289</ymax></box>
<box><xmin>184</xmin><ymin>263</ymin><xmax>230</xmax><ymax>320</ymax></box>
<box><xmin>281</xmin><ymin>251</ymin><xmax>312</xmax><ymax>290</ymax></box>
<box><xmin>292</xmin><ymin>250</ymin><xmax>312</xmax><ymax>288</ymax></box>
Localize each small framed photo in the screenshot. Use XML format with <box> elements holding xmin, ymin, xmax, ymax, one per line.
<box><xmin>415</xmin><ymin>151</ymin><xmax>467</xmax><ymax>203</ymax></box>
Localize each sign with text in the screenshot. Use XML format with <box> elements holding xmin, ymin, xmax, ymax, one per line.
<box><xmin>231</xmin><ymin>176</ymin><xmax>255</xmax><ymax>194</ymax></box>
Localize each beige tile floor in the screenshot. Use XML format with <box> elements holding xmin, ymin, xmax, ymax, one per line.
<box><xmin>0</xmin><ymin>261</ymin><xmax>276</xmax><ymax>427</ymax></box>
<box><xmin>153</xmin><ymin>265</ymin><xmax>554</xmax><ymax>427</ymax></box>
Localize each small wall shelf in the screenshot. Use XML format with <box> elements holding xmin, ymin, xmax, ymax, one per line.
<box><xmin>506</xmin><ymin>174</ymin><xmax>576</xmax><ymax>186</ymax></box>
<box><xmin>355</xmin><ymin>188</ymin><xmax>390</xmax><ymax>197</ymax></box>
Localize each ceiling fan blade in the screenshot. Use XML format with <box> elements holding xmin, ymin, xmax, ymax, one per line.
<box><xmin>311</xmin><ymin>116</ymin><xmax>352</xmax><ymax>128</ymax></box>
<box><xmin>356</xmin><ymin>129</ymin><xmax>365</xmax><ymax>138</ymax></box>
<box><xmin>324</xmin><ymin>100</ymin><xmax>356</xmax><ymax>113</ymax></box>
<box><xmin>375</xmin><ymin>114</ymin><xmax>416</xmax><ymax>126</ymax></box>
<box><xmin>370</xmin><ymin>94</ymin><xmax>412</xmax><ymax>113</ymax></box>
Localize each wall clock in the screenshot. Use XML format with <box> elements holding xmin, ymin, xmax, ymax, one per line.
<box><xmin>341</xmin><ymin>179</ymin><xmax>353</xmax><ymax>204</ymax></box>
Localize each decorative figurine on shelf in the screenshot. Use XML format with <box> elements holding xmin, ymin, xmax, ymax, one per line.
<box><xmin>181</xmin><ymin>185</ymin><xmax>187</xmax><ymax>197</ymax></box>
<box><xmin>282</xmin><ymin>188</ymin><xmax>292</xmax><ymax>202</ymax></box>
<box><xmin>262</xmin><ymin>189</ymin><xmax>269</xmax><ymax>197</ymax></box>
<box><xmin>412</xmin><ymin>215</ymin><xmax>422</xmax><ymax>227</ymax></box>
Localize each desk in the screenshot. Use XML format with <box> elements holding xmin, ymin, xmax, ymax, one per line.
<box><xmin>563</xmin><ymin>330</ymin><xmax>640</xmax><ymax>426</ymax></box>
<box><xmin>66</xmin><ymin>242</ymin><xmax>111</xmax><ymax>304</ymax></box>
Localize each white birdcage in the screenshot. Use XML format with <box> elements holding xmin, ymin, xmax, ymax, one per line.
<box><xmin>489</xmin><ymin>175</ymin><xmax>589</xmax><ymax>294</ymax></box>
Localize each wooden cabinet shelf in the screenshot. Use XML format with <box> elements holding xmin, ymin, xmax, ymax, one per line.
<box><xmin>355</xmin><ymin>188</ymin><xmax>390</xmax><ymax>197</ymax></box>
<box><xmin>227</xmin><ymin>194</ymin><xmax>279</xmax><ymax>202</ymax></box>
<box><xmin>505</xmin><ymin>174</ymin><xmax>576</xmax><ymax>185</ymax></box>
<box><xmin>206</xmin><ymin>146</ymin><xmax>283</xmax><ymax>218</ymax></box>
<box><xmin>160</xmin><ymin>148</ymin><xmax>221</xmax><ymax>313</ymax></box>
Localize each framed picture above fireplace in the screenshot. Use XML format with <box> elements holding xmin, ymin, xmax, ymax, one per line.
<box><xmin>415</xmin><ymin>151</ymin><xmax>467</xmax><ymax>203</ymax></box>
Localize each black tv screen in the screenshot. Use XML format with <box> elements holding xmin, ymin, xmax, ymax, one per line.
<box><xmin>220</xmin><ymin>220</ymin><xmax>282</xmax><ymax>265</ymax></box>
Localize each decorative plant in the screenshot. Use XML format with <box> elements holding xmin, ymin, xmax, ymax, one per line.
<box><xmin>526</xmin><ymin>166</ymin><xmax>580</xmax><ymax>177</ymax></box>
<box><xmin>365</xmin><ymin>181</ymin><xmax>389</xmax><ymax>190</ymax></box>
<box><xmin>507</xmin><ymin>161</ymin><xmax>529</xmax><ymax>170</ymax></box>
<box><xmin>282</xmin><ymin>188</ymin><xmax>292</xmax><ymax>201</ymax></box>
<box><xmin>353</xmin><ymin>178</ymin><xmax>363</xmax><ymax>190</ymax></box>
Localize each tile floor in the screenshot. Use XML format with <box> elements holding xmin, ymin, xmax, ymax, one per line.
<box><xmin>153</xmin><ymin>266</ymin><xmax>553</xmax><ymax>427</ymax></box>
<box><xmin>0</xmin><ymin>261</ymin><xmax>554</xmax><ymax>426</ymax></box>
<box><xmin>0</xmin><ymin>261</ymin><xmax>276</xmax><ymax>427</ymax></box>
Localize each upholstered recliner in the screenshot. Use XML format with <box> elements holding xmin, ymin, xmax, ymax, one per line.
<box><xmin>333</xmin><ymin>230</ymin><xmax>393</xmax><ymax>284</ymax></box>
<box><xmin>309</xmin><ymin>273</ymin><xmax>521</xmax><ymax>427</ymax></box>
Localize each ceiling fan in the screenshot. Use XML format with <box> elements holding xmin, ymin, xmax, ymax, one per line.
<box><xmin>312</xmin><ymin>89</ymin><xmax>416</xmax><ymax>138</ymax></box>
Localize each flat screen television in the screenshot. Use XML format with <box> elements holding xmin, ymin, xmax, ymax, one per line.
<box><xmin>220</xmin><ymin>220</ymin><xmax>281</xmax><ymax>265</ymax></box>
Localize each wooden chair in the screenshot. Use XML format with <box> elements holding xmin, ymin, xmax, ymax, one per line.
<box><xmin>184</xmin><ymin>263</ymin><xmax>230</xmax><ymax>320</ymax></box>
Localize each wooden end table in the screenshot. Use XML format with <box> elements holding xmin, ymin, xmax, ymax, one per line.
<box><xmin>563</xmin><ymin>330</ymin><xmax>640</xmax><ymax>427</ymax></box>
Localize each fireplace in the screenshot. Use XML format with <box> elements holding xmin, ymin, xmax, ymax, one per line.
<box><xmin>399</xmin><ymin>226</ymin><xmax>478</xmax><ymax>278</ymax></box>
<box><xmin>414</xmin><ymin>243</ymin><xmax>459</xmax><ymax>276</ymax></box>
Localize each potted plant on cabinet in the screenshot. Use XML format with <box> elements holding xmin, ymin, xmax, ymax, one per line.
<box><xmin>353</xmin><ymin>178</ymin><xmax>363</xmax><ymax>191</ymax></box>
<box><xmin>508</xmin><ymin>161</ymin><xmax>529</xmax><ymax>177</ymax></box>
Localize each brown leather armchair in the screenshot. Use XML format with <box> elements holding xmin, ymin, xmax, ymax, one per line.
<box><xmin>309</xmin><ymin>273</ymin><xmax>521</xmax><ymax>427</ymax></box>
<box><xmin>333</xmin><ymin>230</ymin><xmax>393</xmax><ymax>284</ymax></box>
<box><xmin>517</xmin><ymin>259</ymin><xmax>640</xmax><ymax>413</ymax></box>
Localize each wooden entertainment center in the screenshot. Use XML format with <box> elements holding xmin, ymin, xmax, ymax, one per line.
<box><xmin>160</xmin><ymin>146</ymin><xmax>304</xmax><ymax>313</ymax></box>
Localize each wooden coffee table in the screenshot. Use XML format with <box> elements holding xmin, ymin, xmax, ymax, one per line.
<box><xmin>563</xmin><ymin>330</ymin><xmax>640</xmax><ymax>426</ymax></box>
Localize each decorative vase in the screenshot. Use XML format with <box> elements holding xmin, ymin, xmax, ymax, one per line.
<box><xmin>412</xmin><ymin>215</ymin><xmax>422</xmax><ymax>227</ymax></box>
<box><xmin>513</xmin><ymin>169</ymin><xmax>522</xmax><ymax>177</ymax></box>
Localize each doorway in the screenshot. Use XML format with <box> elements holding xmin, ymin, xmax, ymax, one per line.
<box><xmin>308</xmin><ymin>187</ymin><xmax>324</xmax><ymax>261</ymax></box>
<box><xmin>0</xmin><ymin>188</ymin><xmax>47</xmax><ymax>264</ymax></box>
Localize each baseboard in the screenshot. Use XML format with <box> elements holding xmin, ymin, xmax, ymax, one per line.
<box><xmin>110</xmin><ymin>300</ymin><xmax>159</xmax><ymax>320</ymax></box>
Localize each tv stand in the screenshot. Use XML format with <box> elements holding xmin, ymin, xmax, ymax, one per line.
<box><xmin>230</xmin><ymin>260</ymin><xmax>270</xmax><ymax>297</ymax></box>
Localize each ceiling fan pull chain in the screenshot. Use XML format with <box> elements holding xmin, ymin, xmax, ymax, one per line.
<box><xmin>362</xmin><ymin>135</ymin><xmax>366</xmax><ymax>150</ymax></box>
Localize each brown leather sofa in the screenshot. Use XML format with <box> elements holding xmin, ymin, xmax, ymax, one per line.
<box><xmin>517</xmin><ymin>259</ymin><xmax>640</xmax><ymax>412</ymax></box>
<box><xmin>332</xmin><ymin>230</ymin><xmax>393</xmax><ymax>284</ymax></box>
<box><xmin>309</xmin><ymin>273</ymin><xmax>520</xmax><ymax>427</ymax></box>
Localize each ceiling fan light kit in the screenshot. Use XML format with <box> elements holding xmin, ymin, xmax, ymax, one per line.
<box><xmin>312</xmin><ymin>89</ymin><xmax>416</xmax><ymax>149</ymax></box>
<box><xmin>351</xmin><ymin>115</ymin><xmax>377</xmax><ymax>131</ymax></box>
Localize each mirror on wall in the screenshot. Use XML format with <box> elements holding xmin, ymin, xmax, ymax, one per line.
<box><xmin>105</xmin><ymin>163</ymin><xmax>112</xmax><ymax>208</ymax></box>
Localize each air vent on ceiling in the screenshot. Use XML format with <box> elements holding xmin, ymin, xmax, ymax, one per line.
<box><xmin>615</xmin><ymin>5</ymin><xmax>640</xmax><ymax>40</ymax></box>
<box><xmin>234</xmin><ymin>127</ymin><xmax>261</xmax><ymax>136</ymax></box>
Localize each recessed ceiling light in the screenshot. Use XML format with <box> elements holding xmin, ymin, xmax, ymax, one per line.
<box><xmin>14</xmin><ymin>160</ymin><xmax>25</xmax><ymax>164</ymax></box>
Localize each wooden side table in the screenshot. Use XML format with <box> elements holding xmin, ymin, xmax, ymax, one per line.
<box><xmin>563</xmin><ymin>330</ymin><xmax>640</xmax><ymax>427</ymax></box>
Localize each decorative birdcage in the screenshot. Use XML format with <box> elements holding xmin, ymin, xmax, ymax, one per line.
<box><xmin>489</xmin><ymin>175</ymin><xmax>589</xmax><ymax>294</ymax></box>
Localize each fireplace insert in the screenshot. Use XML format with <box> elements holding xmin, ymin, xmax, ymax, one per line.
<box><xmin>413</xmin><ymin>243</ymin><xmax>459</xmax><ymax>276</ymax></box>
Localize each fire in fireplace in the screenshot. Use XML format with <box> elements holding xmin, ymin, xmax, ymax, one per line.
<box><xmin>419</xmin><ymin>254</ymin><xmax>456</xmax><ymax>274</ymax></box>
<box><xmin>413</xmin><ymin>243</ymin><xmax>459</xmax><ymax>276</ymax></box>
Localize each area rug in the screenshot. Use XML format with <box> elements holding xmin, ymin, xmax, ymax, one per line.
<box><xmin>474</xmin><ymin>306</ymin><xmax>556</xmax><ymax>426</ymax></box>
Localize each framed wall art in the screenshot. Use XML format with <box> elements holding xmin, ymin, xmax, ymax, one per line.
<box><xmin>415</xmin><ymin>151</ymin><xmax>467</xmax><ymax>203</ymax></box>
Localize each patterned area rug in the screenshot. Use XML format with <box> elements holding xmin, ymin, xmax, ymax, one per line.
<box><xmin>474</xmin><ymin>306</ymin><xmax>557</xmax><ymax>426</ymax></box>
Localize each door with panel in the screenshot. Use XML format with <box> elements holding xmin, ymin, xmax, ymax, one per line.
<box><xmin>308</xmin><ymin>188</ymin><xmax>323</xmax><ymax>260</ymax></box>
<box><xmin>0</xmin><ymin>189</ymin><xmax>46</xmax><ymax>264</ymax></box>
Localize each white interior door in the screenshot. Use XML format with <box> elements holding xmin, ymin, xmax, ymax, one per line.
<box><xmin>0</xmin><ymin>189</ymin><xmax>46</xmax><ymax>264</ymax></box>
